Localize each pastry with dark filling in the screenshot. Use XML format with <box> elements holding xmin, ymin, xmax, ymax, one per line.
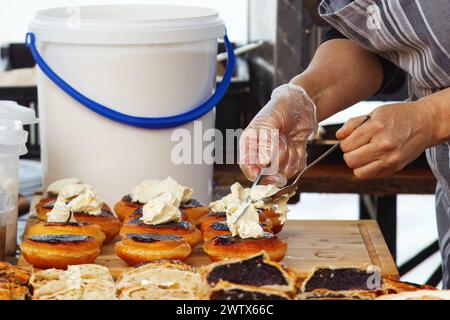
<box><xmin>73</xmin><ymin>206</ymin><xmax>120</xmax><ymax>244</ymax></box>
<box><xmin>296</xmin><ymin>266</ymin><xmax>384</xmax><ymax>300</ymax></box>
<box><xmin>202</xmin><ymin>252</ymin><xmax>296</xmax><ymax>294</ymax></box>
<box><xmin>115</xmin><ymin>233</ymin><xmax>192</xmax><ymax>266</ymax></box>
<box><xmin>203</xmin><ymin>221</ymin><xmax>272</xmax><ymax>243</ymax></box>
<box><xmin>20</xmin><ymin>234</ymin><xmax>101</xmax><ymax>269</ymax></box>
<box><xmin>179</xmin><ymin>198</ymin><xmax>209</xmax><ymax>227</ymax></box>
<box><xmin>120</xmin><ymin>217</ymin><xmax>201</xmax><ymax>248</ymax></box>
<box><xmin>27</xmin><ymin>221</ymin><xmax>106</xmax><ymax>246</ymax></box>
<box><xmin>199</xmin><ymin>211</ymin><xmax>227</xmax><ymax>232</ymax></box>
<box><xmin>203</xmin><ymin>234</ymin><xmax>287</xmax><ymax>262</ymax></box>
<box><xmin>207</xmin><ymin>281</ymin><xmax>290</xmax><ymax>300</ymax></box>
<box><xmin>114</xmin><ymin>177</ymin><xmax>200</xmax><ymax>223</ymax></box>
<box><xmin>36</xmin><ymin>178</ymin><xmax>82</xmax><ymax>221</ymax></box>
<box><xmin>38</xmin><ymin>183</ymin><xmax>120</xmax><ymax>244</ymax></box>
<box><xmin>200</xmin><ymin>210</ymin><xmax>272</xmax><ymax>233</ymax></box>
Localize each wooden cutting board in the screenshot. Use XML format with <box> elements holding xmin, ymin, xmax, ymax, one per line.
<box><xmin>17</xmin><ymin>216</ymin><xmax>398</xmax><ymax>279</ymax></box>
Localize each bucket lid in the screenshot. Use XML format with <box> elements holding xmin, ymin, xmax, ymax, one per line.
<box><xmin>0</xmin><ymin>101</ymin><xmax>37</xmax><ymax>125</ymax></box>
<box><xmin>29</xmin><ymin>5</ymin><xmax>226</xmax><ymax>45</ymax></box>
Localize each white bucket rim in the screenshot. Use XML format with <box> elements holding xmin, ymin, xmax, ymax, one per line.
<box><xmin>29</xmin><ymin>4</ymin><xmax>226</xmax><ymax>45</ymax></box>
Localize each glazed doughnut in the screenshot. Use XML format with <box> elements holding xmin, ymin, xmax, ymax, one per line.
<box><xmin>27</xmin><ymin>222</ymin><xmax>106</xmax><ymax>246</ymax></box>
<box><xmin>203</xmin><ymin>233</ymin><xmax>287</xmax><ymax>262</ymax></box>
<box><xmin>20</xmin><ymin>234</ymin><xmax>101</xmax><ymax>269</ymax></box>
<box><xmin>261</xmin><ymin>208</ymin><xmax>284</xmax><ymax>234</ymax></box>
<box><xmin>179</xmin><ymin>199</ymin><xmax>209</xmax><ymax>227</ymax></box>
<box><xmin>200</xmin><ymin>211</ymin><xmax>227</xmax><ymax>232</ymax></box>
<box><xmin>115</xmin><ymin>233</ymin><xmax>192</xmax><ymax>266</ymax></box>
<box><xmin>73</xmin><ymin>205</ymin><xmax>121</xmax><ymax>244</ymax></box>
<box><xmin>114</xmin><ymin>195</ymin><xmax>143</xmax><ymax>222</ymax></box>
<box><xmin>120</xmin><ymin>218</ymin><xmax>202</xmax><ymax>248</ymax></box>
<box><xmin>203</xmin><ymin>222</ymin><xmax>272</xmax><ymax>243</ymax></box>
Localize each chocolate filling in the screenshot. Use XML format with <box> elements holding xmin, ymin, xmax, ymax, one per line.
<box><xmin>122</xmin><ymin>194</ymin><xmax>144</xmax><ymax>205</ymax></box>
<box><xmin>180</xmin><ymin>199</ymin><xmax>204</xmax><ymax>208</ymax></box>
<box><xmin>206</xmin><ymin>254</ymin><xmax>288</xmax><ymax>287</ymax></box>
<box><xmin>43</xmin><ymin>222</ymin><xmax>90</xmax><ymax>227</ymax></box>
<box><xmin>212</xmin><ymin>233</ymin><xmax>274</xmax><ymax>246</ymax></box>
<box><xmin>28</xmin><ymin>234</ymin><xmax>90</xmax><ymax>244</ymax></box>
<box><xmin>210</xmin><ymin>289</ymin><xmax>287</xmax><ymax>300</ymax></box>
<box><xmin>127</xmin><ymin>233</ymin><xmax>181</xmax><ymax>243</ymax></box>
<box><xmin>128</xmin><ymin>218</ymin><xmax>191</xmax><ymax>230</ymax></box>
<box><xmin>42</xmin><ymin>200</ymin><xmax>56</xmax><ymax>209</ymax></box>
<box><xmin>74</xmin><ymin>208</ymin><xmax>113</xmax><ymax>218</ymax></box>
<box><xmin>211</xmin><ymin>221</ymin><xmax>229</xmax><ymax>231</ymax></box>
<box><xmin>303</xmin><ymin>268</ymin><xmax>382</xmax><ymax>292</ymax></box>
<box><xmin>208</xmin><ymin>211</ymin><xmax>226</xmax><ymax>218</ymax></box>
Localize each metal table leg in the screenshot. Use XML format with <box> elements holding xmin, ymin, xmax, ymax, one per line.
<box><xmin>376</xmin><ymin>195</ymin><xmax>397</xmax><ymax>262</ymax></box>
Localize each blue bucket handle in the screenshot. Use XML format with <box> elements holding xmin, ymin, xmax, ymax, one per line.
<box><xmin>25</xmin><ymin>32</ymin><xmax>235</xmax><ymax>129</ymax></box>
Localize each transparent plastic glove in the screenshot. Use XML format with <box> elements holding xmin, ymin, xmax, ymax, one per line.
<box><xmin>239</xmin><ymin>84</ymin><xmax>318</xmax><ymax>186</ymax></box>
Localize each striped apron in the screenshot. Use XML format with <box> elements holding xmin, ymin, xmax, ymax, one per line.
<box><xmin>319</xmin><ymin>0</ymin><xmax>450</xmax><ymax>288</ymax></box>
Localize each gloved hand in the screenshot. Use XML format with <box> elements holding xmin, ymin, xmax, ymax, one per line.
<box><xmin>239</xmin><ymin>84</ymin><xmax>318</xmax><ymax>186</ymax></box>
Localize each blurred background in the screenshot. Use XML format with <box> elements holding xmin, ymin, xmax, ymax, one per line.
<box><xmin>0</xmin><ymin>0</ymin><xmax>441</xmax><ymax>286</ymax></box>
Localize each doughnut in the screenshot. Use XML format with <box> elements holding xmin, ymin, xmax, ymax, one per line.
<box><xmin>199</xmin><ymin>211</ymin><xmax>227</xmax><ymax>232</ymax></box>
<box><xmin>203</xmin><ymin>233</ymin><xmax>287</xmax><ymax>262</ymax></box>
<box><xmin>113</xmin><ymin>195</ymin><xmax>143</xmax><ymax>222</ymax></box>
<box><xmin>203</xmin><ymin>222</ymin><xmax>272</xmax><ymax>243</ymax></box>
<box><xmin>27</xmin><ymin>222</ymin><xmax>106</xmax><ymax>246</ymax></box>
<box><xmin>20</xmin><ymin>234</ymin><xmax>101</xmax><ymax>269</ymax></box>
<box><xmin>73</xmin><ymin>205</ymin><xmax>121</xmax><ymax>244</ymax></box>
<box><xmin>36</xmin><ymin>198</ymin><xmax>57</xmax><ymax>221</ymax></box>
<box><xmin>125</xmin><ymin>207</ymin><xmax>189</xmax><ymax>224</ymax></box>
<box><xmin>261</xmin><ymin>208</ymin><xmax>284</xmax><ymax>234</ymax></box>
<box><xmin>115</xmin><ymin>233</ymin><xmax>192</xmax><ymax>266</ymax></box>
<box><xmin>179</xmin><ymin>199</ymin><xmax>209</xmax><ymax>227</ymax></box>
<box><xmin>120</xmin><ymin>218</ymin><xmax>202</xmax><ymax>248</ymax></box>
<box><xmin>202</xmin><ymin>221</ymin><xmax>231</xmax><ymax>242</ymax></box>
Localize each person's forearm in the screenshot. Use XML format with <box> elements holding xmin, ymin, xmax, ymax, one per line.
<box><xmin>288</xmin><ymin>39</ymin><xmax>384</xmax><ymax>122</ymax></box>
<box><xmin>417</xmin><ymin>87</ymin><xmax>450</xmax><ymax>145</ymax></box>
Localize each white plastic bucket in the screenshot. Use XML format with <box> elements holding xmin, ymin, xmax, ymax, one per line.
<box><xmin>28</xmin><ymin>5</ymin><xmax>234</xmax><ymax>204</ymax></box>
<box><xmin>0</xmin><ymin>101</ymin><xmax>37</xmax><ymax>255</ymax></box>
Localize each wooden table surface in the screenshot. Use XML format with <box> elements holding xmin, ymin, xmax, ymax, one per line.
<box><xmin>18</xmin><ymin>218</ymin><xmax>398</xmax><ymax>279</ymax></box>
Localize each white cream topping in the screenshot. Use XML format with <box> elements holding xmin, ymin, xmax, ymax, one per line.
<box><xmin>226</xmin><ymin>202</ymin><xmax>264</xmax><ymax>239</ymax></box>
<box><xmin>47</xmin><ymin>199</ymin><xmax>76</xmax><ymax>223</ymax></box>
<box><xmin>140</xmin><ymin>192</ymin><xmax>182</xmax><ymax>225</ymax></box>
<box><xmin>211</xmin><ymin>182</ymin><xmax>289</xmax><ymax>215</ymax></box>
<box><xmin>46</xmin><ymin>178</ymin><xmax>82</xmax><ymax>195</ymax></box>
<box><xmin>129</xmin><ymin>177</ymin><xmax>193</xmax><ymax>206</ymax></box>
<box><xmin>212</xmin><ymin>182</ymin><xmax>291</xmax><ymax>238</ymax></box>
<box><xmin>57</xmin><ymin>184</ymin><xmax>103</xmax><ymax>216</ymax></box>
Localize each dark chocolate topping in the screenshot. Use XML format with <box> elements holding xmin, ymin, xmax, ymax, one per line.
<box><xmin>303</xmin><ymin>268</ymin><xmax>382</xmax><ymax>292</ymax></box>
<box><xmin>42</xmin><ymin>200</ymin><xmax>56</xmax><ymax>209</ymax></box>
<box><xmin>207</xmin><ymin>254</ymin><xmax>289</xmax><ymax>287</ymax></box>
<box><xmin>122</xmin><ymin>194</ymin><xmax>144</xmax><ymax>204</ymax></box>
<box><xmin>210</xmin><ymin>289</ymin><xmax>287</xmax><ymax>301</ymax></box>
<box><xmin>74</xmin><ymin>208</ymin><xmax>113</xmax><ymax>218</ymax></box>
<box><xmin>127</xmin><ymin>233</ymin><xmax>181</xmax><ymax>243</ymax></box>
<box><xmin>128</xmin><ymin>217</ymin><xmax>192</xmax><ymax>230</ymax></box>
<box><xmin>43</xmin><ymin>221</ymin><xmax>90</xmax><ymax>227</ymax></box>
<box><xmin>180</xmin><ymin>199</ymin><xmax>204</xmax><ymax>208</ymax></box>
<box><xmin>212</xmin><ymin>232</ymin><xmax>274</xmax><ymax>246</ymax></box>
<box><xmin>209</xmin><ymin>211</ymin><xmax>226</xmax><ymax>218</ymax></box>
<box><xmin>28</xmin><ymin>234</ymin><xmax>90</xmax><ymax>244</ymax></box>
<box><xmin>211</xmin><ymin>221</ymin><xmax>229</xmax><ymax>231</ymax></box>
